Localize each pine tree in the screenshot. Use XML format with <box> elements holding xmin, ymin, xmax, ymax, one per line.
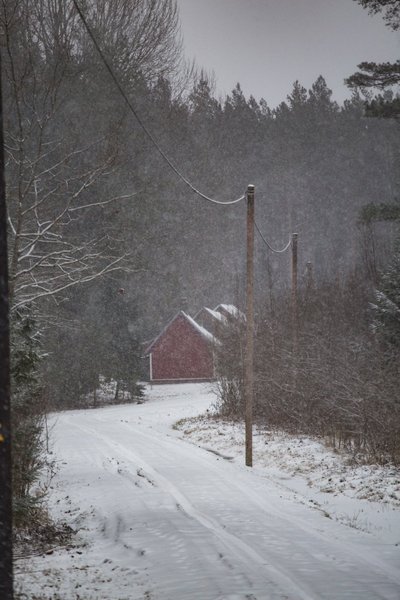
<box><xmin>98</xmin><ymin>286</ymin><xmax>144</xmax><ymax>402</ymax></box>
<box><xmin>370</xmin><ymin>246</ymin><xmax>400</xmax><ymax>357</ymax></box>
<box><xmin>346</xmin><ymin>1</ymin><xmax>400</xmax><ymax>117</ymax></box>
<box><xmin>355</xmin><ymin>0</ymin><xmax>400</xmax><ymax>30</ymax></box>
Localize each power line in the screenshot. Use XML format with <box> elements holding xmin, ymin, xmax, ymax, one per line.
<box><xmin>71</xmin><ymin>0</ymin><xmax>245</xmax><ymax>207</ymax></box>
<box><xmin>255</xmin><ymin>221</ymin><xmax>292</xmax><ymax>253</ymax></box>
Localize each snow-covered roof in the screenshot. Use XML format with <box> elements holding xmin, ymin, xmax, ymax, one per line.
<box><xmin>144</xmin><ymin>310</ymin><xmax>216</xmax><ymax>354</ymax></box>
<box><xmin>204</xmin><ymin>307</ymin><xmax>227</xmax><ymax>322</ymax></box>
<box><xmin>194</xmin><ymin>307</ymin><xmax>227</xmax><ymax>323</ymax></box>
<box><xmin>183</xmin><ymin>312</ymin><xmax>217</xmax><ymax>344</ymax></box>
<box><xmin>214</xmin><ymin>304</ymin><xmax>245</xmax><ymax>320</ymax></box>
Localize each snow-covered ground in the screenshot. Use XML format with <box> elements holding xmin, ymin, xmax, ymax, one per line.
<box><xmin>15</xmin><ymin>383</ymin><xmax>400</xmax><ymax>599</ymax></box>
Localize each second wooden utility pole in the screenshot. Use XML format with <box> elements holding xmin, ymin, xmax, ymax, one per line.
<box><xmin>245</xmin><ymin>184</ymin><xmax>255</xmax><ymax>467</ymax></box>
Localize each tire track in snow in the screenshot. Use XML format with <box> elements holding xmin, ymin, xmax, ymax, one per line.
<box><xmin>59</xmin><ymin>416</ymin><xmax>285</xmax><ymax>599</ymax></box>
<box><xmin>59</xmin><ymin>411</ymin><xmax>400</xmax><ymax>599</ymax></box>
<box><xmin>70</xmin><ymin>417</ymin><xmax>311</xmax><ymax>600</ymax></box>
<box><xmin>127</xmin><ymin>419</ymin><xmax>400</xmax><ymax>590</ymax></box>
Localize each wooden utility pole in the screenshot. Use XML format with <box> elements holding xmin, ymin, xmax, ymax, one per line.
<box><xmin>245</xmin><ymin>184</ymin><xmax>255</xmax><ymax>467</ymax></box>
<box><xmin>291</xmin><ymin>233</ymin><xmax>298</xmax><ymax>352</ymax></box>
<box><xmin>0</xmin><ymin>53</ymin><xmax>14</xmax><ymax>599</ymax></box>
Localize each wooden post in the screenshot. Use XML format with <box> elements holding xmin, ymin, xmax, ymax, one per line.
<box><xmin>291</xmin><ymin>233</ymin><xmax>298</xmax><ymax>352</ymax></box>
<box><xmin>0</xmin><ymin>52</ymin><xmax>14</xmax><ymax>599</ymax></box>
<box><xmin>245</xmin><ymin>185</ymin><xmax>255</xmax><ymax>467</ymax></box>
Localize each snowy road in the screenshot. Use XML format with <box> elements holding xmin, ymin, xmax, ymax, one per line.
<box><xmin>16</xmin><ymin>384</ymin><xmax>400</xmax><ymax>599</ymax></box>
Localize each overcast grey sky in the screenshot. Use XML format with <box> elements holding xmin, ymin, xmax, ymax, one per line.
<box><xmin>176</xmin><ymin>0</ymin><xmax>400</xmax><ymax>107</ymax></box>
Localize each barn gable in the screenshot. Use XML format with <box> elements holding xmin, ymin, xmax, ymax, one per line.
<box><xmin>145</xmin><ymin>311</ymin><xmax>216</xmax><ymax>383</ymax></box>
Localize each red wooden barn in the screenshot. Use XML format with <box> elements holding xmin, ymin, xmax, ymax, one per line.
<box><xmin>144</xmin><ymin>311</ymin><xmax>216</xmax><ymax>384</ymax></box>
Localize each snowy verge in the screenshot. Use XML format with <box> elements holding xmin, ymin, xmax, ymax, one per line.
<box><xmin>173</xmin><ymin>414</ymin><xmax>400</xmax><ymax>543</ymax></box>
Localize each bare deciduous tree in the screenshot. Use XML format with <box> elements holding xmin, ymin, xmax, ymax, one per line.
<box><xmin>1</xmin><ymin>0</ymin><xmax>184</xmax><ymax>309</ymax></box>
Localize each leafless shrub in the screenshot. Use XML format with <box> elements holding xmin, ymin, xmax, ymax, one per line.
<box><xmin>216</xmin><ymin>276</ymin><xmax>400</xmax><ymax>464</ymax></box>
